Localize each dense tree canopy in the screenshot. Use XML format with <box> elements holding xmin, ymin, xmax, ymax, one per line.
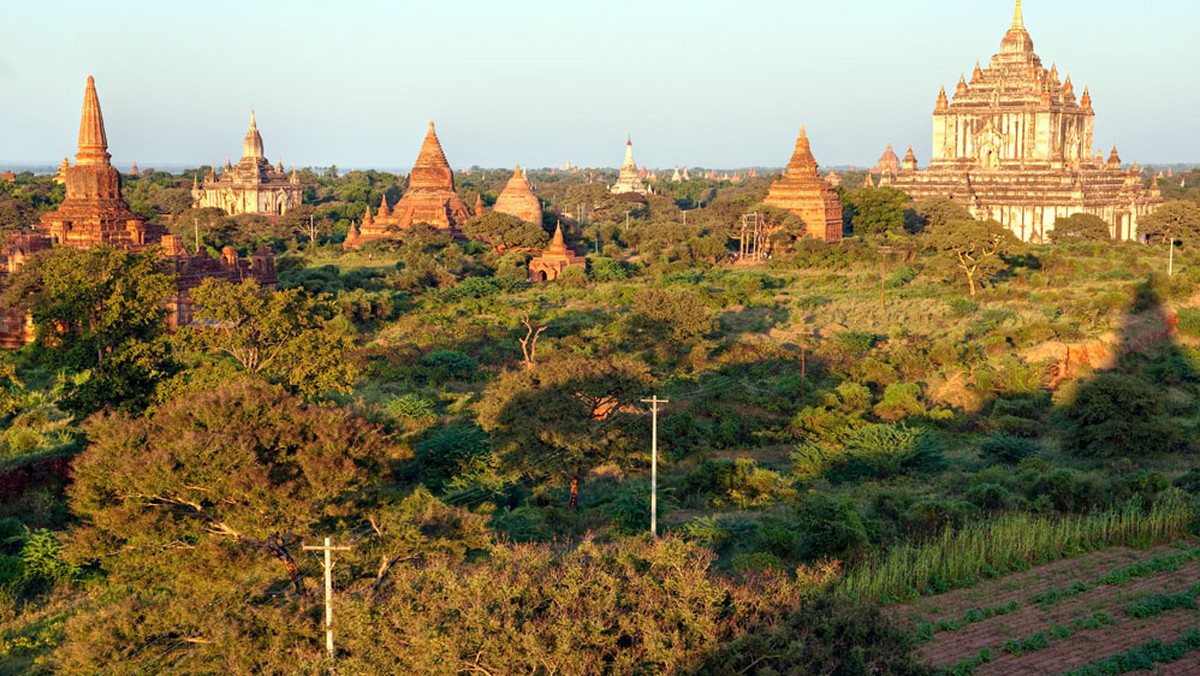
<box><xmin>1049</xmin><ymin>213</ymin><xmax>1114</xmax><ymax>243</ymax></box>
<box><xmin>180</xmin><ymin>278</ymin><xmax>356</xmax><ymax>398</ymax></box>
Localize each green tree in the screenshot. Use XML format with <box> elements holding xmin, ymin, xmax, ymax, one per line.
<box><xmin>1139</xmin><ymin>200</ymin><xmax>1200</xmax><ymax>245</ymax></box>
<box><xmin>2</xmin><ymin>246</ymin><xmax>177</xmax><ymax>412</ymax></box>
<box><xmin>911</xmin><ymin>197</ymin><xmax>973</xmax><ymax>231</ymax></box>
<box><xmin>1049</xmin><ymin>213</ymin><xmax>1113</xmax><ymax>243</ymax></box>
<box><xmin>476</xmin><ymin>356</ymin><xmax>653</xmax><ymax>509</ymax></box>
<box><xmin>59</xmin><ymin>378</ymin><xmax>404</xmax><ymax>672</ymax></box>
<box><xmin>462</xmin><ymin>212</ymin><xmax>549</xmax><ymax>252</ymax></box>
<box><xmin>840</xmin><ymin>186</ymin><xmax>917</xmax><ymax>237</ymax></box>
<box><xmin>1060</xmin><ymin>372</ymin><xmax>1183</xmax><ymax>458</ymax></box>
<box><xmin>924</xmin><ymin>218</ymin><xmax>1020</xmax><ymax>296</ymax></box>
<box><xmin>179</xmin><ymin>278</ymin><xmax>356</xmax><ymax>398</ymax></box>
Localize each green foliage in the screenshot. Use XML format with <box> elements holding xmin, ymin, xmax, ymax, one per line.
<box><xmin>413</xmin><ymin>424</ymin><xmax>491</xmax><ymax>492</ymax></box>
<box><xmin>1060</xmin><ymin>628</ymin><xmax>1200</xmax><ymax>676</ymax></box>
<box><xmin>692</xmin><ymin>593</ymin><xmax>932</xmax><ymax>676</ymax></box>
<box><xmin>924</xmin><ymin>218</ymin><xmax>1021</xmax><ymax>296</ymax></box>
<box><xmin>980</xmin><ymin>434</ymin><xmax>1040</xmax><ymax>464</ymax></box>
<box><xmin>18</xmin><ymin>529</ymin><xmax>77</xmax><ymax>589</ymax></box>
<box><xmin>1049</xmin><ymin>213</ymin><xmax>1114</xmax><ymax>243</ymax></box>
<box><xmin>588</xmin><ymin>255</ymin><xmax>629</xmax><ymax>281</ymax></box>
<box><xmin>180</xmin><ymin>278</ymin><xmax>356</xmax><ymax>398</ymax></box>
<box><xmin>682</xmin><ymin>458</ymin><xmax>792</xmax><ymax>508</ymax></box>
<box><xmin>1139</xmin><ymin>200</ymin><xmax>1200</xmax><ymax>245</ymax></box>
<box><xmin>1125</xmin><ymin>585</ymin><xmax>1200</xmax><ymax>618</ymax></box>
<box><xmin>840</xmin><ymin>492</ymin><xmax>1195</xmax><ymax>603</ymax></box>
<box><xmin>1060</xmin><ymin>372</ymin><xmax>1184</xmax><ymax>458</ymax></box>
<box><xmin>462</xmin><ymin>211</ymin><xmax>549</xmax><ymax>252</ymax></box>
<box><xmin>1003</xmin><ymin>631</ymin><xmax>1049</xmax><ymax>657</ymax></box>
<box><xmin>1033</xmin><ymin>580</ymin><xmax>1092</xmax><ymax>609</ymax></box>
<box><xmin>840</xmin><ymin>186</ymin><xmax>917</xmax><ymax>237</ymax></box>
<box><xmin>2</xmin><ymin>246</ymin><xmax>177</xmax><ymax>413</ymax></box>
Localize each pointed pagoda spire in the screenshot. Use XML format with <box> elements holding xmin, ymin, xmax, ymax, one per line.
<box><xmin>548</xmin><ymin>221</ymin><xmax>568</xmax><ymax>254</ymax></box>
<box><xmin>243</xmin><ymin>109</ymin><xmax>265</xmax><ymax>160</ymax></box>
<box><xmin>377</xmin><ymin>193</ymin><xmax>391</xmax><ymax>217</ymax></box>
<box><xmin>784</xmin><ymin>125</ymin><xmax>819</xmax><ymax>177</ymax></box>
<box><xmin>956</xmin><ymin>74</ymin><xmax>969</xmax><ymax>97</ymax></box>
<box><xmin>1080</xmin><ymin>86</ymin><xmax>1092</xmax><ymax>109</ymax></box>
<box><xmin>75</xmin><ymin>75</ymin><xmax>111</xmax><ymax>166</ymax></box>
<box><xmin>936</xmin><ymin>85</ymin><xmax>949</xmax><ymax>111</ymax></box>
<box><xmin>474</xmin><ymin>193</ymin><xmax>485</xmax><ymax>216</ymax></box>
<box><xmin>408</xmin><ymin>121</ymin><xmax>454</xmax><ymax>191</ymax></box>
<box><xmin>972</xmin><ymin>61</ymin><xmax>983</xmax><ymax>83</ymax></box>
<box><xmin>363</xmin><ymin>204</ymin><xmax>374</xmax><ymax>226</ymax></box>
<box><xmin>1012</xmin><ymin>0</ymin><xmax>1024</xmax><ymax>30</ymax></box>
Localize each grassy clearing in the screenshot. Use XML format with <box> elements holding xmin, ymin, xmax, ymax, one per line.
<box><xmin>842</xmin><ymin>490</ymin><xmax>1196</xmax><ymax>603</ymax></box>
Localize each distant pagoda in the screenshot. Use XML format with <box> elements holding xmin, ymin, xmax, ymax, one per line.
<box><xmin>528</xmin><ymin>223</ymin><xmax>586</xmax><ymax>281</ymax></box>
<box><xmin>763</xmin><ymin>126</ymin><xmax>844</xmax><ymax>242</ymax></box>
<box><xmin>492</xmin><ymin>165</ymin><xmax>543</xmax><ymax>227</ymax></box>
<box><xmin>609</xmin><ymin>139</ymin><xmax>651</xmax><ymax>195</ymax></box>
<box><xmin>891</xmin><ymin>0</ymin><xmax>1161</xmax><ymax>241</ymax></box>
<box><xmin>193</xmin><ymin>110</ymin><xmax>302</xmax><ymax>217</ymax></box>
<box><xmin>345</xmin><ymin>122</ymin><xmax>472</xmax><ymax>250</ymax></box>
<box><xmin>871</xmin><ymin>143</ymin><xmax>901</xmax><ymax>177</ymax></box>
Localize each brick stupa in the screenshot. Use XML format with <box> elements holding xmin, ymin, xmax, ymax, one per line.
<box><xmin>344</xmin><ymin>121</ymin><xmax>471</xmax><ymax>249</ymax></box>
<box><xmin>492</xmin><ymin>165</ymin><xmax>542</xmax><ymax>227</ymax></box>
<box><xmin>528</xmin><ymin>223</ymin><xmax>585</xmax><ymax>281</ymax></box>
<box><xmin>763</xmin><ymin>126</ymin><xmax>844</xmax><ymax>242</ymax></box>
<box><xmin>0</xmin><ymin>76</ymin><xmax>275</xmax><ymax>346</ymax></box>
<box><xmin>39</xmin><ymin>76</ymin><xmax>167</xmax><ymax>250</ymax></box>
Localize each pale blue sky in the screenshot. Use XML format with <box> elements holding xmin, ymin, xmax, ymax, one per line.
<box><xmin>1</xmin><ymin>0</ymin><xmax>1196</xmax><ymax>170</ymax></box>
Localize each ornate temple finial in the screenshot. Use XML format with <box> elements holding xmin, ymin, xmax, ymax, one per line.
<box><xmin>250</xmin><ymin>108</ymin><xmax>257</xmax><ymax>129</ymax></box>
<box><xmin>1012</xmin><ymin>0</ymin><xmax>1024</xmax><ymax>30</ymax></box>
<box><xmin>799</xmin><ymin>124</ymin><xmax>807</xmax><ymax>138</ymax></box>
<box><xmin>76</xmin><ymin>75</ymin><xmax>111</xmax><ymax>166</ymax></box>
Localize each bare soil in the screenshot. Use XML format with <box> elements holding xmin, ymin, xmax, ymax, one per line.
<box><xmin>882</xmin><ymin>542</ymin><xmax>1200</xmax><ymax>673</ymax></box>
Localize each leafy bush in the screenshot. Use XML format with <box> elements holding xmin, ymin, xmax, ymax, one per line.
<box><xmin>830</xmin><ymin>423</ymin><xmax>947</xmax><ymax>481</ymax></box>
<box><xmin>980</xmin><ymin>434</ymin><xmax>1040</xmax><ymax>464</ymax></box>
<box><xmin>1061</xmin><ymin>372</ymin><xmax>1184</xmax><ymax>458</ymax></box>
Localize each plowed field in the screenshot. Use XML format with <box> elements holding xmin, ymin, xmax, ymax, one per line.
<box><xmin>885</xmin><ymin>542</ymin><xmax>1200</xmax><ymax>675</ymax></box>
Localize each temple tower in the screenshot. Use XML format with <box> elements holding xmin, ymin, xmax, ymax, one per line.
<box><xmin>762</xmin><ymin>126</ymin><xmax>844</xmax><ymax>242</ymax></box>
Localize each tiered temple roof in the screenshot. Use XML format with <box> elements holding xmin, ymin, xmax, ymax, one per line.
<box><xmin>762</xmin><ymin>126</ymin><xmax>844</xmax><ymax>242</ymax></box>
<box><xmin>610</xmin><ymin>140</ymin><xmax>651</xmax><ymax>195</ymax></box>
<box><xmin>891</xmin><ymin>0</ymin><xmax>1161</xmax><ymax>241</ymax></box>
<box><xmin>345</xmin><ymin>122</ymin><xmax>472</xmax><ymax>250</ymax></box>
<box><xmin>192</xmin><ymin>110</ymin><xmax>302</xmax><ymax>216</ymax></box>
<box><xmin>492</xmin><ymin>165</ymin><xmax>543</xmax><ymax>227</ymax></box>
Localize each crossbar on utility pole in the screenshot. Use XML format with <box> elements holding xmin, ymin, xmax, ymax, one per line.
<box><xmin>302</xmin><ymin>537</ymin><xmax>352</xmax><ymax>663</ymax></box>
<box><xmin>641</xmin><ymin>396</ymin><xmax>669</xmax><ymax>537</ymax></box>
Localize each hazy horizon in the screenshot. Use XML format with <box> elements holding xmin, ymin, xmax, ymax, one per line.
<box><xmin>3</xmin><ymin>0</ymin><xmax>1198</xmax><ymax>170</ymax></box>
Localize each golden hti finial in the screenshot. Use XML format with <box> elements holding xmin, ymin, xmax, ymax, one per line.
<box><xmin>1012</xmin><ymin>0</ymin><xmax>1024</xmax><ymax>30</ymax></box>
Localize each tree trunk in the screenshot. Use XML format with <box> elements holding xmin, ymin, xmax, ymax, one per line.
<box><xmin>568</xmin><ymin>471</ymin><xmax>580</xmax><ymax>510</ymax></box>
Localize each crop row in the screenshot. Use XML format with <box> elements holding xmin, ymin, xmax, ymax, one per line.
<box><xmin>1057</xmin><ymin>628</ymin><xmax>1200</xmax><ymax>675</ymax></box>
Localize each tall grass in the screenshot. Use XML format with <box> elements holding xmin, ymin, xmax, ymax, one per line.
<box><xmin>840</xmin><ymin>490</ymin><xmax>1196</xmax><ymax>603</ymax></box>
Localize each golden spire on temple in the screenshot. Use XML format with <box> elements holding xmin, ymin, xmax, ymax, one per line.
<box><xmin>1012</xmin><ymin>0</ymin><xmax>1024</xmax><ymax>30</ymax></box>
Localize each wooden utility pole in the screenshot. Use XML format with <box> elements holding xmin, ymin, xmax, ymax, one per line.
<box><xmin>640</xmin><ymin>396</ymin><xmax>669</xmax><ymax>538</ymax></box>
<box><xmin>302</xmin><ymin>537</ymin><xmax>352</xmax><ymax>663</ymax></box>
